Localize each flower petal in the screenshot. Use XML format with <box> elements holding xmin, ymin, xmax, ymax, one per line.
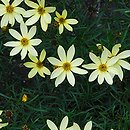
<box><xmin>104</xmin><ymin>72</ymin><xmax>113</xmax><ymax>85</ymax></box>
<box><xmin>71</xmin><ymin>58</ymin><xmax>84</xmax><ymax>66</ymax></box>
<box><xmin>23</xmin><ymin>10</ymin><xmax>36</xmax><ymax>17</ymax></box>
<box><xmin>47</xmin><ymin>120</ymin><xmax>58</xmax><ymax>130</ymax></box>
<box><xmin>1</xmin><ymin>14</ymin><xmax>9</xmax><ymax>27</ymax></box>
<box><xmin>89</xmin><ymin>69</ymin><xmax>99</xmax><ymax>82</ymax></box>
<box><xmin>117</xmin><ymin>50</ymin><xmax>130</xmax><ymax>59</ymax></box>
<box><xmin>112</xmin><ymin>44</ymin><xmax>121</xmax><ymax>56</ymax></box>
<box><xmin>101</xmin><ymin>49</ymin><xmax>109</xmax><ymax>64</ymax></box>
<box><xmin>28</xmin><ymin>46</ymin><xmax>38</xmax><ymax>56</ymax></box>
<box><xmin>38</xmin><ymin>69</ymin><xmax>45</xmax><ymax>78</ymax></box>
<box><xmin>9</xmin><ymin>29</ymin><xmax>22</xmax><ymax>40</ymax></box>
<box><xmin>98</xmin><ymin>73</ymin><xmax>104</xmax><ymax>85</ymax></box>
<box><xmin>39</xmin><ymin>49</ymin><xmax>46</xmax><ymax>62</ymax></box>
<box><xmin>55</xmin><ymin>72</ymin><xmax>66</xmax><ymax>87</ymax></box>
<box><xmin>0</xmin><ymin>123</ymin><xmax>8</xmax><ymax>129</ymax></box>
<box><xmin>28</xmin><ymin>26</ymin><xmax>36</xmax><ymax>39</ymax></box>
<box><xmin>107</xmin><ymin>56</ymin><xmax>119</xmax><ymax>66</ymax></box>
<box><xmin>1</xmin><ymin>0</ymin><xmax>9</xmax><ymax>5</ymax></box>
<box><xmin>44</xmin><ymin>13</ymin><xmax>51</xmax><ymax>24</ymax></box>
<box><xmin>21</xmin><ymin>47</ymin><xmax>27</xmax><ymax>60</ymax></box>
<box><xmin>64</xmin><ymin>23</ymin><xmax>73</xmax><ymax>31</ymax></box>
<box><xmin>28</xmin><ymin>68</ymin><xmax>37</xmax><ymax>78</ymax></box>
<box><xmin>4</xmin><ymin>41</ymin><xmax>20</xmax><ymax>47</ymax></box>
<box><xmin>45</xmin><ymin>7</ymin><xmax>56</xmax><ymax>13</ymax></box>
<box><xmin>118</xmin><ymin>60</ymin><xmax>130</xmax><ymax>70</ymax></box>
<box><xmin>24</xmin><ymin>62</ymin><xmax>36</xmax><ymax>68</ymax></box>
<box><xmin>28</xmin><ymin>53</ymin><xmax>38</xmax><ymax>62</ymax></box>
<box><xmin>59</xmin><ymin>24</ymin><xmax>64</xmax><ymax>34</ymax></box>
<box><xmin>40</xmin><ymin>16</ymin><xmax>48</xmax><ymax>31</ymax></box>
<box><xmin>71</xmin><ymin>67</ymin><xmax>88</xmax><ymax>75</ymax></box>
<box><xmin>114</xmin><ymin>64</ymin><xmax>123</xmax><ymax>81</ymax></box>
<box><xmin>67</xmin><ymin>44</ymin><xmax>75</xmax><ymax>62</ymax></box>
<box><xmin>62</xmin><ymin>9</ymin><xmax>67</xmax><ymax>19</ymax></box>
<box><xmin>20</xmin><ymin>22</ymin><xmax>28</xmax><ymax>37</ymax></box>
<box><xmin>60</xmin><ymin>116</ymin><xmax>68</xmax><ymax>130</ymax></box>
<box><xmin>47</xmin><ymin>57</ymin><xmax>62</xmax><ymax>66</ymax></box>
<box><xmin>0</xmin><ymin>6</ymin><xmax>6</xmax><ymax>16</ymax></box>
<box><xmin>67</xmin><ymin>71</ymin><xmax>75</xmax><ymax>86</ymax></box>
<box><xmin>14</xmin><ymin>13</ymin><xmax>23</xmax><ymax>23</ymax></box>
<box><xmin>58</xmin><ymin>45</ymin><xmax>66</xmax><ymax>62</ymax></box>
<box><xmin>84</xmin><ymin>121</ymin><xmax>92</xmax><ymax>130</ymax></box>
<box><xmin>30</xmin><ymin>39</ymin><xmax>42</xmax><ymax>46</ymax></box>
<box><xmin>25</xmin><ymin>0</ymin><xmax>39</xmax><ymax>8</ymax></box>
<box><xmin>50</xmin><ymin>67</ymin><xmax>64</xmax><ymax>79</ymax></box>
<box><xmin>41</xmin><ymin>0</ymin><xmax>45</xmax><ymax>7</ymax></box>
<box><xmin>56</xmin><ymin>11</ymin><xmax>61</xmax><ymax>18</ymax></box>
<box><xmin>66</xmin><ymin>19</ymin><xmax>78</xmax><ymax>25</ymax></box>
<box><xmin>107</xmin><ymin>66</ymin><xmax>118</xmax><ymax>75</ymax></box>
<box><xmin>12</xmin><ymin>0</ymin><xmax>23</xmax><ymax>6</ymax></box>
<box><xmin>82</xmin><ymin>63</ymin><xmax>97</xmax><ymax>70</ymax></box>
<box><xmin>42</xmin><ymin>67</ymin><xmax>50</xmax><ymax>75</ymax></box>
<box><xmin>10</xmin><ymin>46</ymin><xmax>22</xmax><ymax>56</ymax></box>
<box><xmin>14</xmin><ymin>7</ymin><xmax>25</xmax><ymax>14</ymax></box>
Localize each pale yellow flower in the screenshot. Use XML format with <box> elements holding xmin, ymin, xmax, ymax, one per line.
<box><xmin>68</xmin><ymin>121</ymin><xmax>92</xmax><ymax>130</ymax></box>
<box><xmin>47</xmin><ymin>116</ymin><xmax>70</xmax><ymax>130</ymax></box>
<box><xmin>24</xmin><ymin>0</ymin><xmax>56</xmax><ymax>31</ymax></box>
<box><xmin>24</xmin><ymin>49</ymin><xmax>50</xmax><ymax>78</ymax></box>
<box><xmin>103</xmin><ymin>44</ymin><xmax>130</xmax><ymax>81</ymax></box>
<box><xmin>82</xmin><ymin>49</ymin><xmax>119</xmax><ymax>85</ymax></box>
<box><xmin>48</xmin><ymin>45</ymin><xmax>88</xmax><ymax>87</ymax></box>
<box><xmin>0</xmin><ymin>110</ymin><xmax>8</xmax><ymax>129</ymax></box>
<box><xmin>54</xmin><ymin>9</ymin><xmax>78</xmax><ymax>34</ymax></box>
<box><xmin>0</xmin><ymin>0</ymin><xmax>25</xmax><ymax>27</ymax></box>
<box><xmin>4</xmin><ymin>22</ymin><xmax>42</xmax><ymax>60</ymax></box>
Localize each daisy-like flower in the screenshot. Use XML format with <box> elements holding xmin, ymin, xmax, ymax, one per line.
<box><xmin>47</xmin><ymin>116</ymin><xmax>71</xmax><ymax>130</ymax></box>
<box><xmin>102</xmin><ymin>44</ymin><xmax>130</xmax><ymax>81</ymax></box>
<box><xmin>0</xmin><ymin>110</ymin><xmax>8</xmax><ymax>129</ymax></box>
<box><xmin>4</xmin><ymin>22</ymin><xmax>42</xmax><ymax>60</ymax></box>
<box><xmin>82</xmin><ymin>49</ymin><xmax>119</xmax><ymax>85</ymax></box>
<box><xmin>48</xmin><ymin>45</ymin><xmax>88</xmax><ymax>87</ymax></box>
<box><xmin>24</xmin><ymin>0</ymin><xmax>56</xmax><ymax>31</ymax></box>
<box><xmin>69</xmin><ymin>121</ymin><xmax>92</xmax><ymax>130</ymax></box>
<box><xmin>24</xmin><ymin>49</ymin><xmax>50</xmax><ymax>78</ymax></box>
<box><xmin>54</xmin><ymin>9</ymin><xmax>78</xmax><ymax>34</ymax></box>
<box><xmin>0</xmin><ymin>0</ymin><xmax>25</xmax><ymax>27</ymax></box>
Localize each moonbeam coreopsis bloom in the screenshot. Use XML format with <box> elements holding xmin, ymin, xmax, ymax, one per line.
<box><xmin>54</xmin><ymin>9</ymin><xmax>78</xmax><ymax>34</ymax></box>
<box><xmin>82</xmin><ymin>49</ymin><xmax>119</xmax><ymax>85</ymax></box>
<box><xmin>24</xmin><ymin>0</ymin><xmax>56</xmax><ymax>31</ymax></box>
<box><xmin>0</xmin><ymin>0</ymin><xmax>25</xmax><ymax>27</ymax></box>
<box><xmin>24</xmin><ymin>49</ymin><xmax>50</xmax><ymax>78</ymax></box>
<box><xmin>48</xmin><ymin>45</ymin><xmax>88</xmax><ymax>87</ymax></box>
<box><xmin>4</xmin><ymin>22</ymin><xmax>42</xmax><ymax>60</ymax></box>
<box><xmin>0</xmin><ymin>110</ymin><xmax>8</xmax><ymax>129</ymax></box>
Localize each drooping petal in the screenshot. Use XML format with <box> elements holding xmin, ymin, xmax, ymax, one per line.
<box><xmin>62</xmin><ymin>9</ymin><xmax>67</xmax><ymax>19</ymax></box>
<box><xmin>28</xmin><ymin>45</ymin><xmax>38</xmax><ymax>56</ymax></box>
<box><xmin>98</xmin><ymin>73</ymin><xmax>104</xmax><ymax>85</ymax></box>
<box><xmin>89</xmin><ymin>52</ymin><xmax>101</xmax><ymax>65</ymax></box>
<box><xmin>28</xmin><ymin>68</ymin><xmax>37</xmax><ymax>78</ymax></box>
<box><xmin>9</xmin><ymin>29</ymin><xmax>22</xmax><ymax>40</ymax></box>
<box><xmin>104</xmin><ymin>72</ymin><xmax>113</xmax><ymax>85</ymax></box>
<box><xmin>42</xmin><ymin>67</ymin><xmax>50</xmax><ymax>75</ymax></box>
<box><xmin>89</xmin><ymin>70</ymin><xmax>99</xmax><ymax>82</ymax></box>
<box><xmin>43</xmin><ymin>13</ymin><xmax>51</xmax><ymax>24</ymax></box>
<box><xmin>59</xmin><ymin>24</ymin><xmax>64</xmax><ymax>34</ymax></box>
<box><xmin>1</xmin><ymin>14</ymin><xmax>9</xmax><ymax>27</ymax></box>
<box><xmin>39</xmin><ymin>49</ymin><xmax>46</xmax><ymax>62</ymax></box>
<box><xmin>71</xmin><ymin>58</ymin><xmax>84</xmax><ymax>66</ymax></box>
<box><xmin>67</xmin><ymin>44</ymin><xmax>75</xmax><ymax>62</ymax></box>
<box><xmin>117</xmin><ymin>50</ymin><xmax>130</xmax><ymax>59</ymax></box>
<box><xmin>10</xmin><ymin>46</ymin><xmax>22</xmax><ymax>56</ymax></box>
<box><xmin>64</xmin><ymin>23</ymin><xmax>73</xmax><ymax>31</ymax></box>
<box><xmin>25</xmin><ymin>0</ymin><xmax>39</xmax><ymax>8</ymax></box>
<box><xmin>112</xmin><ymin>44</ymin><xmax>121</xmax><ymax>56</ymax></box>
<box><xmin>30</xmin><ymin>39</ymin><xmax>42</xmax><ymax>46</ymax></box>
<box><xmin>118</xmin><ymin>60</ymin><xmax>130</xmax><ymax>70</ymax></box>
<box><xmin>4</xmin><ymin>41</ymin><xmax>20</xmax><ymax>47</ymax></box>
<box><xmin>71</xmin><ymin>67</ymin><xmax>88</xmax><ymax>75</ymax></box>
<box><xmin>47</xmin><ymin>120</ymin><xmax>58</xmax><ymax>130</ymax></box>
<box><xmin>82</xmin><ymin>63</ymin><xmax>97</xmax><ymax>70</ymax></box>
<box><xmin>40</xmin><ymin>16</ymin><xmax>48</xmax><ymax>31</ymax></box>
<box><xmin>58</xmin><ymin>45</ymin><xmax>66</xmax><ymax>62</ymax></box>
<box><xmin>47</xmin><ymin>57</ymin><xmax>62</xmax><ymax>66</ymax></box>
<box><xmin>67</xmin><ymin>71</ymin><xmax>75</xmax><ymax>86</ymax></box>
<box><xmin>24</xmin><ymin>62</ymin><xmax>36</xmax><ymax>68</ymax></box>
<box><xmin>50</xmin><ymin>67</ymin><xmax>64</xmax><ymax>79</ymax></box>
<box><xmin>28</xmin><ymin>53</ymin><xmax>38</xmax><ymax>62</ymax></box>
<box><xmin>20</xmin><ymin>22</ymin><xmax>28</xmax><ymax>37</ymax></box>
<box><xmin>84</xmin><ymin>121</ymin><xmax>92</xmax><ymax>130</ymax></box>
<box><xmin>28</xmin><ymin>26</ymin><xmax>36</xmax><ymax>39</ymax></box>
<box><xmin>12</xmin><ymin>0</ymin><xmax>23</xmax><ymax>7</ymax></box>
<box><xmin>45</xmin><ymin>7</ymin><xmax>56</xmax><ymax>13</ymax></box>
<box><xmin>60</xmin><ymin>116</ymin><xmax>68</xmax><ymax>130</ymax></box>
<box><xmin>66</xmin><ymin>19</ymin><xmax>78</xmax><ymax>25</ymax></box>
<box><xmin>21</xmin><ymin>47</ymin><xmax>27</xmax><ymax>60</ymax></box>
<box><xmin>55</xmin><ymin>72</ymin><xmax>66</xmax><ymax>87</ymax></box>
<box><xmin>26</xmin><ymin>14</ymin><xmax>40</xmax><ymax>26</ymax></box>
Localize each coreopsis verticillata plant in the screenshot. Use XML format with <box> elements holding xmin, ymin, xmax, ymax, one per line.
<box><xmin>69</xmin><ymin>121</ymin><xmax>92</xmax><ymax>130</ymax></box>
<box><xmin>47</xmin><ymin>116</ymin><xmax>71</xmax><ymax>130</ymax></box>
<box><xmin>0</xmin><ymin>110</ymin><xmax>8</xmax><ymax>129</ymax></box>
<box><xmin>4</xmin><ymin>22</ymin><xmax>42</xmax><ymax>60</ymax></box>
<box><xmin>82</xmin><ymin>49</ymin><xmax>119</xmax><ymax>85</ymax></box>
<box><xmin>24</xmin><ymin>49</ymin><xmax>50</xmax><ymax>78</ymax></box>
<box><xmin>102</xmin><ymin>44</ymin><xmax>130</xmax><ymax>81</ymax></box>
<box><xmin>0</xmin><ymin>0</ymin><xmax>25</xmax><ymax>28</ymax></box>
<box><xmin>24</xmin><ymin>0</ymin><xmax>56</xmax><ymax>31</ymax></box>
<box><xmin>48</xmin><ymin>45</ymin><xmax>88</xmax><ymax>87</ymax></box>
<box><xmin>54</xmin><ymin>9</ymin><xmax>78</xmax><ymax>34</ymax></box>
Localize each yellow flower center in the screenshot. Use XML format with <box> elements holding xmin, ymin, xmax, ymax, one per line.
<box><xmin>59</xmin><ymin>18</ymin><xmax>65</xmax><ymax>24</ymax></box>
<box><xmin>37</xmin><ymin>6</ymin><xmax>45</xmax><ymax>15</ymax></box>
<box><xmin>63</xmin><ymin>62</ymin><xmax>71</xmax><ymax>71</ymax></box>
<box><xmin>6</xmin><ymin>5</ymin><xmax>14</xmax><ymax>13</ymax></box>
<box><xmin>20</xmin><ymin>38</ymin><xmax>29</xmax><ymax>46</ymax></box>
<box><xmin>36</xmin><ymin>61</ymin><xmax>43</xmax><ymax>68</ymax></box>
<box><xmin>98</xmin><ymin>64</ymin><xmax>107</xmax><ymax>72</ymax></box>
